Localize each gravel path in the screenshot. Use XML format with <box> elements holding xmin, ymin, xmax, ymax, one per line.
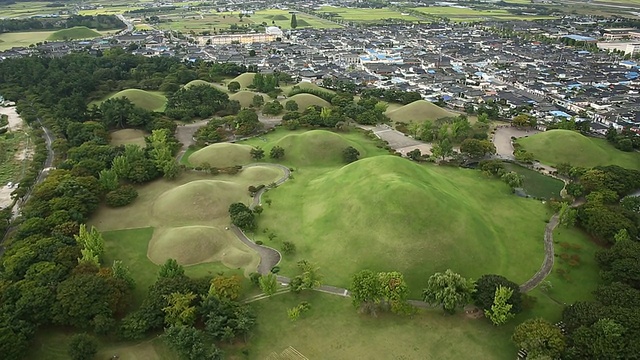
<box><xmin>519</xmin><ymin>213</ymin><xmax>559</xmax><ymax>292</ymax></box>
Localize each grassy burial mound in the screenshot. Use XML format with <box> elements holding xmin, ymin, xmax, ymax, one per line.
<box><xmin>188</xmin><ymin>143</ymin><xmax>254</xmax><ymax>168</ymax></box>
<box><xmin>152</xmin><ymin>180</ymin><xmax>246</xmax><ymax>221</ymax></box>
<box><xmin>109</xmin><ymin>129</ymin><xmax>148</xmax><ymax>147</ymax></box>
<box><xmin>184</xmin><ymin>79</ymin><xmax>228</xmax><ymax>92</ymax></box>
<box><xmin>282</xmin><ymin>93</ymin><xmax>331</xmax><ymax>110</ymax></box>
<box><xmin>147</xmin><ymin>226</ymin><xmax>259</xmax><ymax>270</ymax></box>
<box><xmin>274</xmin><ymin>130</ymin><xmax>363</xmax><ymax>166</ymax></box>
<box><xmin>386</xmin><ymin>100</ymin><xmax>455</xmax><ymax>123</ymax></box>
<box><xmin>230</xmin><ymin>90</ymin><xmax>263</xmax><ymax>108</ymax></box>
<box><xmin>107</xmin><ymin>89</ymin><xmax>168</xmax><ymax>112</ymax></box>
<box><xmin>47</xmin><ymin>26</ymin><xmax>101</xmax><ymax>41</ymax></box>
<box><xmin>262</xmin><ymin>155</ymin><xmax>548</xmax><ymax>293</ymax></box>
<box><xmin>517</xmin><ymin>129</ymin><xmax>640</xmax><ymax>169</ymax></box>
<box><xmin>228</xmin><ymin>72</ymin><xmax>257</xmax><ymax>88</ymax></box>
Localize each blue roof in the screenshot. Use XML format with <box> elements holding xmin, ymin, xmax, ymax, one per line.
<box><xmin>621</xmin><ymin>60</ymin><xmax>636</xmax><ymax>66</ymax></box>
<box><xmin>550</xmin><ymin>110</ymin><xmax>572</xmax><ymax>118</ymax></box>
<box><xmin>427</xmin><ymin>69</ymin><xmax>436</xmax><ymax>74</ymax></box>
<box><xmin>563</xmin><ymin>35</ymin><xmax>596</xmax><ymax>42</ymax></box>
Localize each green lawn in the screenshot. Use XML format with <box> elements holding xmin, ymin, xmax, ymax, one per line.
<box><xmin>518</xmin><ymin>129</ymin><xmax>640</xmax><ymax>170</ymax></box>
<box><xmin>317</xmin><ymin>6</ymin><xmax>420</xmax><ymax>22</ymax></box>
<box><xmin>249</xmin><ymin>9</ymin><xmax>342</xmax><ymax>29</ymax></box>
<box><xmin>236</xmin><ymin>128</ymin><xmax>550</xmax><ymax>299</ymax></box>
<box><xmin>155</xmin><ymin>11</ymin><xmax>247</xmax><ymax>32</ymax></box>
<box><xmin>0</xmin><ymin>31</ymin><xmax>57</xmax><ymax>50</ymax></box>
<box><xmin>236</xmin><ymin>291</ymin><xmax>515</xmax><ymax>359</ymax></box>
<box><xmin>504</xmin><ymin>163</ymin><xmax>565</xmax><ymax>199</ymax></box>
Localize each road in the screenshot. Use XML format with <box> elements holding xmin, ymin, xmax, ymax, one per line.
<box><xmin>116</xmin><ymin>14</ymin><xmax>134</xmax><ymax>35</ymax></box>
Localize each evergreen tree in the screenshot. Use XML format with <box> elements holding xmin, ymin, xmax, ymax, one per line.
<box><xmin>291</xmin><ymin>14</ymin><xmax>298</xmax><ymax>29</ymax></box>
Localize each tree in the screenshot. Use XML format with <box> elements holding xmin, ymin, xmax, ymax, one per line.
<box><xmin>407</xmin><ymin>149</ymin><xmax>422</xmax><ymax>161</ymax></box>
<box><xmin>460</xmin><ymin>139</ymin><xmax>496</xmax><ymax>159</ymax></box>
<box><xmin>262</xmin><ymin>100</ymin><xmax>283</xmax><ymax>115</ymax></box>
<box><xmin>112</xmin><ymin>260</ymin><xmax>135</xmax><ymax>289</ymax></box>
<box><xmin>270</xmin><ymin>145</ymin><xmax>285</xmax><ymax>159</ymax></box>
<box><xmin>350</xmin><ymin>270</ymin><xmax>411</xmax><ymax>315</ymax></box>
<box><xmin>163</xmin><ymin>292</ymin><xmax>197</xmax><ymax>327</ymax></box>
<box><xmin>227</xmin><ymin>81</ymin><xmax>240</xmax><ymax>93</ymax></box>
<box><xmin>234</xmin><ymin>109</ymin><xmax>262</xmax><ymax>136</ymax></box>
<box><xmin>565</xmin><ymin>318</ymin><xmax>628</xmax><ymax>359</ymax></box>
<box><xmin>289</xmin><ymin>260</ymin><xmax>321</xmax><ymax>293</ymax></box>
<box><xmin>287</xmin><ymin>302</ymin><xmax>311</xmax><ymax>321</ymax></box>
<box><xmin>159</xmin><ymin>258</ymin><xmax>185</xmax><ymax>278</ymax></box>
<box><xmin>290</xmin><ymin>14</ymin><xmax>298</xmax><ymax>29</ymax></box>
<box><xmin>559</xmin><ymin>202</ymin><xmax>578</xmax><ymax>227</ymax></box>
<box><xmin>259</xmin><ymin>273</ymin><xmax>278</xmax><ymax>295</ymax></box>
<box><xmin>68</xmin><ymin>333</ymin><xmax>98</xmax><ymax>360</ymax></box>
<box><xmin>512</xmin><ymin>113</ymin><xmax>531</xmax><ymax>127</ymax></box>
<box><xmin>164</xmin><ymin>325</ymin><xmax>223</xmax><ymax>360</ymax></box>
<box><xmin>423</xmin><ymin>269</ymin><xmax>475</xmax><ymax>313</ymax></box>
<box><xmin>74</xmin><ymin>224</ymin><xmax>104</xmax><ymax>266</ymax></box>
<box><xmin>250</xmin><ymin>147</ymin><xmax>265</xmax><ymax>160</ymax></box>
<box><xmin>512</xmin><ymin>318</ymin><xmax>566</xmax><ymax>359</ymax></box>
<box><xmin>252</xmin><ymin>94</ymin><xmax>264</xmax><ymax>107</ymax></box>
<box><xmin>98</xmin><ymin>169</ymin><xmax>118</xmax><ymax>192</ymax></box>
<box><xmin>473</xmin><ymin>274</ymin><xmax>522</xmax><ymax>313</ymax></box>
<box><xmin>208</xmin><ymin>275</ymin><xmax>242</xmax><ymax>301</ymax></box>
<box><xmin>285</xmin><ymin>100</ymin><xmax>299</xmax><ymax>112</ymax></box>
<box><xmin>501</xmin><ymin>171</ymin><xmax>523</xmax><ymax>189</ymax></box>
<box><xmin>342</xmin><ymin>146</ymin><xmax>360</xmax><ymax>163</ymax></box>
<box><xmin>431</xmin><ymin>139</ymin><xmax>453</xmax><ymax>161</ymax></box>
<box><xmin>484</xmin><ymin>286</ymin><xmax>515</xmax><ymax>325</ymax></box>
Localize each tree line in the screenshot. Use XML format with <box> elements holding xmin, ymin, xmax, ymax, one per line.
<box><xmin>0</xmin><ymin>15</ymin><xmax>125</xmax><ymax>33</ymax></box>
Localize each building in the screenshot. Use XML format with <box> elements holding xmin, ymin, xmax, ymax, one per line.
<box><xmin>197</xmin><ymin>28</ymin><xmax>282</xmax><ymax>46</ymax></box>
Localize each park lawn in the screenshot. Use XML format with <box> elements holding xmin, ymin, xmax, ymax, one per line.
<box><xmin>27</xmin><ymin>328</ymin><xmax>178</xmax><ymax>360</ymax></box>
<box><xmin>518</xmin><ymin>129</ymin><xmax>640</xmax><ymax>170</ymax></box>
<box><xmin>504</xmin><ymin>163</ymin><xmax>565</xmax><ymax>199</ymax></box>
<box><xmin>0</xmin><ymin>131</ymin><xmax>29</xmax><ymax>185</ymax></box>
<box><xmin>0</xmin><ymin>31</ymin><xmax>57</xmax><ymax>50</ymax></box>
<box><xmin>249</xmin><ymin>9</ymin><xmax>342</xmax><ymax>29</ymax></box>
<box><xmin>233</xmin><ymin>291</ymin><xmax>515</xmax><ymax>360</ymax></box>
<box><xmin>318</xmin><ymin>6</ymin><xmax>420</xmax><ymax>22</ymax></box>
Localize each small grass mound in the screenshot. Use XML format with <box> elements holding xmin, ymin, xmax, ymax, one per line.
<box><xmin>296</xmin><ymin>19</ymin><xmax>312</xmax><ymax>27</ymax></box>
<box><xmin>110</xmin><ymin>129</ymin><xmax>148</xmax><ymax>147</ymax></box>
<box><xmin>267</xmin><ymin>14</ymin><xmax>289</xmax><ymax>21</ymax></box>
<box><xmin>241</xmin><ymin>165</ymin><xmax>284</xmax><ymax>184</ymax></box>
<box><xmin>184</xmin><ymin>79</ymin><xmax>228</xmax><ymax>92</ymax></box>
<box><xmin>107</xmin><ymin>89</ymin><xmax>167</xmax><ymax>112</ymax></box>
<box><xmin>283</xmin><ymin>93</ymin><xmax>331</xmax><ymax>110</ymax></box>
<box><xmin>517</xmin><ymin>129</ymin><xmax>640</xmax><ymax>169</ymax></box>
<box><xmin>47</xmin><ymin>26</ymin><xmax>101</xmax><ymax>41</ymax></box>
<box><xmin>189</xmin><ymin>143</ymin><xmax>254</xmax><ymax>168</ymax></box>
<box><xmin>152</xmin><ymin>179</ymin><xmax>246</xmax><ymax>221</ymax></box>
<box><xmin>229</xmin><ymin>73</ymin><xmax>257</xmax><ymax>88</ymax></box>
<box><xmin>385</xmin><ymin>100</ymin><xmax>455</xmax><ymax>123</ymax></box>
<box><xmin>230</xmin><ymin>90</ymin><xmax>263</xmax><ymax>108</ymax></box>
<box><xmin>148</xmin><ymin>226</ymin><xmax>259</xmax><ymax>269</ymax></box>
<box><xmin>274</xmin><ymin>130</ymin><xmax>362</xmax><ymax>166</ymax></box>
<box><xmin>287</xmin><ymin>81</ymin><xmax>336</xmax><ymax>95</ymax></box>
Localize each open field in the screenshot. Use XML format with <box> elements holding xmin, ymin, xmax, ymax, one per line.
<box><xmin>504</xmin><ymin>163</ymin><xmax>564</xmax><ymax>199</ymax></box>
<box><xmin>517</xmin><ymin>129</ymin><xmax>640</xmax><ymax>169</ymax></box>
<box><xmin>77</xmin><ymin>5</ymin><xmax>143</xmax><ymax>16</ymax></box>
<box><xmin>154</xmin><ymin>11</ymin><xmax>246</xmax><ymax>32</ymax></box>
<box><xmin>92</xmin><ymin>89</ymin><xmax>168</xmax><ymax>112</ymax></box>
<box><xmin>188</xmin><ymin>143</ymin><xmax>254</xmax><ymax>168</ymax></box>
<box><xmin>110</xmin><ymin>128</ymin><xmax>148</xmax><ymax>147</ymax></box>
<box><xmin>0</xmin><ymin>31</ymin><xmax>56</xmax><ymax>50</ymax></box>
<box><xmin>412</xmin><ymin>6</ymin><xmax>556</xmax><ymax>21</ymax></box>
<box><xmin>317</xmin><ymin>6</ymin><xmax>420</xmax><ymax>23</ymax></box>
<box><xmin>47</xmin><ymin>26</ymin><xmax>101</xmax><ymax>41</ymax></box>
<box><xmin>239</xmin><ymin>291</ymin><xmax>515</xmax><ymax>359</ymax></box>
<box><xmin>249</xmin><ymin>9</ymin><xmax>342</xmax><ymax>29</ymax></box>
<box><xmin>0</xmin><ymin>1</ymin><xmax>65</xmax><ymax>18</ymax></box>
<box><xmin>281</xmin><ymin>93</ymin><xmax>331</xmax><ymax>110</ymax></box>
<box><xmin>386</xmin><ymin>99</ymin><xmax>456</xmax><ymax>123</ymax></box>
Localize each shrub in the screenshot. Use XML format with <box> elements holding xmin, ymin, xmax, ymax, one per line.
<box><xmin>105</xmin><ymin>185</ymin><xmax>138</xmax><ymax>207</ymax></box>
<box><xmin>68</xmin><ymin>333</ymin><xmax>98</xmax><ymax>360</ymax></box>
<box><xmin>282</xmin><ymin>241</ymin><xmax>296</xmax><ymax>255</ymax></box>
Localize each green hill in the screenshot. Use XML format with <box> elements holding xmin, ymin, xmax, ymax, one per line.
<box><xmin>230</xmin><ymin>91</ymin><xmax>263</xmax><ymax>108</ymax></box>
<box><xmin>184</xmin><ymin>79</ymin><xmax>228</xmax><ymax>92</ymax></box>
<box><xmin>274</xmin><ymin>130</ymin><xmax>362</xmax><ymax>166</ymax></box>
<box><xmin>261</xmin><ymin>155</ymin><xmax>548</xmax><ymax>293</ymax></box>
<box><xmin>517</xmin><ymin>129</ymin><xmax>640</xmax><ymax>169</ymax></box>
<box><xmin>188</xmin><ymin>143</ymin><xmax>254</xmax><ymax>168</ymax></box>
<box><xmin>107</xmin><ymin>89</ymin><xmax>167</xmax><ymax>112</ymax></box>
<box><xmin>282</xmin><ymin>93</ymin><xmax>331</xmax><ymax>110</ymax></box>
<box><xmin>285</xmin><ymin>81</ymin><xmax>336</xmax><ymax>95</ymax></box>
<box><xmin>385</xmin><ymin>100</ymin><xmax>455</xmax><ymax>123</ymax></box>
<box><xmin>47</xmin><ymin>26</ymin><xmax>101</xmax><ymax>41</ymax></box>
<box><xmin>228</xmin><ymin>73</ymin><xmax>256</xmax><ymax>88</ymax></box>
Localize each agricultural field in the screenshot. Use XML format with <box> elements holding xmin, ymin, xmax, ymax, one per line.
<box><xmin>412</xmin><ymin>6</ymin><xmax>556</xmax><ymax>21</ymax></box>
<box><xmin>504</xmin><ymin>163</ymin><xmax>565</xmax><ymax>199</ymax></box>
<box><xmin>77</xmin><ymin>5</ymin><xmax>143</xmax><ymax>16</ymax></box>
<box><xmin>517</xmin><ymin>129</ymin><xmax>640</xmax><ymax>170</ymax></box>
<box><xmin>317</xmin><ymin>6</ymin><xmax>420</xmax><ymax>23</ymax></box>
<box><xmin>0</xmin><ymin>31</ymin><xmax>56</xmax><ymax>50</ymax></box>
<box><xmin>249</xmin><ymin>9</ymin><xmax>342</xmax><ymax>29</ymax></box>
<box><xmin>0</xmin><ymin>1</ymin><xmax>65</xmax><ymax>18</ymax></box>
<box><xmin>91</xmin><ymin>89</ymin><xmax>168</xmax><ymax>112</ymax></box>
<box><xmin>154</xmin><ymin>11</ymin><xmax>247</xmax><ymax>33</ymax></box>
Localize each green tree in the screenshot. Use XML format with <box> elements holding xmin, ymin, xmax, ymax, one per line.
<box><xmin>270</xmin><ymin>145</ymin><xmax>285</xmax><ymax>159</ymax></box>
<box><xmin>164</xmin><ymin>325</ymin><xmax>224</xmax><ymax>360</ymax></box>
<box><xmin>289</xmin><ymin>260</ymin><xmax>321</xmax><ymax>293</ymax></box>
<box><xmin>501</xmin><ymin>171</ymin><xmax>524</xmax><ymax>189</ymax></box>
<box><xmin>473</xmin><ymin>274</ymin><xmax>522</xmax><ymax>313</ymax></box>
<box><xmin>342</xmin><ymin>146</ymin><xmax>360</xmax><ymax>163</ymax></box>
<box><xmin>163</xmin><ymin>292</ymin><xmax>197</xmax><ymax>327</ymax></box>
<box><xmin>208</xmin><ymin>275</ymin><xmax>242</xmax><ymax>301</ymax></box>
<box><xmin>484</xmin><ymin>285</ymin><xmax>515</xmax><ymax>325</ymax></box>
<box><xmin>252</xmin><ymin>94</ymin><xmax>264</xmax><ymax>107</ymax></box>
<box><xmin>98</xmin><ymin>169</ymin><xmax>118</xmax><ymax>192</ymax></box>
<box><xmin>423</xmin><ymin>269</ymin><xmax>475</xmax><ymax>313</ymax></box>
<box><xmin>250</xmin><ymin>147</ymin><xmax>265</xmax><ymax>160</ymax></box>
<box><xmin>74</xmin><ymin>224</ymin><xmax>104</xmax><ymax>266</ymax></box>
<box><xmin>227</xmin><ymin>81</ymin><xmax>241</xmax><ymax>93</ymax></box>
<box><xmin>67</xmin><ymin>333</ymin><xmax>98</xmax><ymax>360</ymax></box>
<box><xmin>460</xmin><ymin>138</ymin><xmax>496</xmax><ymax>158</ymax></box>
<box><xmin>512</xmin><ymin>318</ymin><xmax>566</xmax><ymax>359</ymax></box>
<box><xmin>350</xmin><ymin>270</ymin><xmax>410</xmax><ymax>315</ymax></box>
<box><xmin>406</xmin><ymin>149</ymin><xmax>422</xmax><ymax>161</ymax></box>
<box><xmin>512</xmin><ymin>113</ymin><xmax>531</xmax><ymax>127</ymax></box>
<box><xmin>559</xmin><ymin>202</ymin><xmax>577</xmax><ymax>227</ymax></box>
<box><xmin>112</xmin><ymin>260</ymin><xmax>135</xmax><ymax>289</ymax></box>
<box><xmin>259</xmin><ymin>273</ymin><xmax>278</xmax><ymax>295</ymax></box>
<box><xmin>290</xmin><ymin>14</ymin><xmax>298</xmax><ymax>29</ymax></box>
<box><xmin>285</xmin><ymin>100</ymin><xmax>299</xmax><ymax>112</ymax></box>
<box><xmin>431</xmin><ymin>139</ymin><xmax>453</xmax><ymax>161</ymax></box>
<box><xmin>159</xmin><ymin>258</ymin><xmax>185</xmax><ymax>278</ymax></box>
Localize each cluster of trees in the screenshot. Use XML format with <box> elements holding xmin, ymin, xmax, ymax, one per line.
<box><xmin>194</xmin><ymin>109</ymin><xmax>263</xmax><ymax>145</ymax></box>
<box><xmin>547</xmin><ymin>117</ymin><xmax>590</xmax><ymax>132</ymax></box>
<box><xmin>0</xmin><ymin>15</ymin><xmax>125</xmax><ymax>34</ymax></box>
<box><xmin>479</xmin><ymin>160</ymin><xmax>525</xmax><ymax>189</ymax></box>
<box><xmin>165</xmin><ymin>84</ymin><xmax>239</xmax><ymax>121</ymax></box>
<box><xmin>359</xmin><ymin>88</ymin><xmax>422</xmax><ymax>105</ymax></box>
<box><xmin>250</xmin><ymin>73</ymin><xmax>280</xmax><ymax>94</ymax></box>
<box><xmin>606</xmin><ymin>126</ymin><xmax>640</xmax><ymax>152</ymax></box>
<box><xmin>228</xmin><ymin>202</ymin><xmax>257</xmax><ymax>231</ymax></box>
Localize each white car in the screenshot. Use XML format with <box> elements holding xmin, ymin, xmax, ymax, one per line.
<box><xmin>6</xmin><ymin>182</ymin><xmax>13</xmax><ymax>189</ymax></box>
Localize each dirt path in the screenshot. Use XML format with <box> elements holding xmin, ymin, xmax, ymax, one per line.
<box><xmin>519</xmin><ymin>213</ymin><xmax>559</xmax><ymax>292</ymax></box>
<box><xmin>492</xmin><ymin>126</ymin><xmax>540</xmax><ymax>160</ymax></box>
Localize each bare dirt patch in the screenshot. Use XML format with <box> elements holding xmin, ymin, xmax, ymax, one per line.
<box><xmin>0</xmin><ymin>185</ymin><xmax>14</xmax><ymax>209</ymax></box>
<box><xmin>0</xmin><ymin>106</ymin><xmax>23</xmax><ymax>131</ymax></box>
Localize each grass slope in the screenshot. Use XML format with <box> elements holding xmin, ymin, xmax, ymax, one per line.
<box><xmin>184</xmin><ymin>79</ymin><xmax>228</xmax><ymax>92</ymax></box>
<box><xmin>230</xmin><ymin>90</ymin><xmax>263</xmax><ymax>108</ymax></box>
<box><xmin>228</xmin><ymin>72</ymin><xmax>256</xmax><ymax>88</ymax></box>
<box><xmin>109</xmin><ymin>129</ymin><xmax>148</xmax><ymax>147</ymax></box>
<box><xmin>283</xmin><ymin>81</ymin><xmax>336</xmax><ymax>95</ymax></box>
<box><xmin>240</xmin><ymin>292</ymin><xmax>514</xmax><ymax>359</ymax></box>
<box><xmin>274</xmin><ymin>130</ymin><xmax>362</xmax><ymax>167</ymax></box>
<box><xmin>0</xmin><ymin>31</ymin><xmax>55</xmax><ymax>50</ymax></box>
<box><xmin>517</xmin><ymin>129</ymin><xmax>640</xmax><ymax>169</ymax></box>
<box><xmin>188</xmin><ymin>143</ymin><xmax>254</xmax><ymax>168</ymax></box>
<box><xmin>259</xmin><ymin>155</ymin><xmax>548</xmax><ymax>297</ymax></box>
<box><xmin>107</xmin><ymin>89</ymin><xmax>168</xmax><ymax>112</ymax></box>
<box><xmin>282</xmin><ymin>93</ymin><xmax>331</xmax><ymax>110</ymax></box>
<box><xmin>47</xmin><ymin>26</ymin><xmax>101</xmax><ymax>41</ymax></box>
<box><xmin>386</xmin><ymin>100</ymin><xmax>455</xmax><ymax>123</ymax></box>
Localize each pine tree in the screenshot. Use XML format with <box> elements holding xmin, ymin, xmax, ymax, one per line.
<box><xmin>290</xmin><ymin>14</ymin><xmax>298</xmax><ymax>29</ymax></box>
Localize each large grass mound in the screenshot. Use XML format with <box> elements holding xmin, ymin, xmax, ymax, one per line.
<box><xmin>152</xmin><ymin>180</ymin><xmax>245</xmax><ymax>221</ymax></box>
<box><xmin>283</xmin><ymin>93</ymin><xmax>331</xmax><ymax>110</ymax></box>
<box><xmin>386</xmin><ymin>100</ymin><xmax>455</xmax><ymax>123</ymax></box>
<box><xmin>262</xmin><ymin>155</ymin><xmax>548</xmax><ymax>294</ymax></box>
<box><xmin>107</xmin><ymin>89</ymin><xmax>167</xmax><ymax>112</ymax></box>
<box><xmin>274</xmin><ymin>130</ymin><xmax>361</xmax><ymax>166</ymax></box>
<box><xmin>189</xmin><ymin>143</ymin><xmax>254</xmax><ymax>168</ymax></box>
<box><xmin>518</xmin><ymin>129</ymin><xmax>640</xmax><ymax>169</ymax></box>
<box><xmin>229</xmin><ymin>72</ymin><xmax>256</xmax><ymax>88</ymax></box>
<box><xmin>230</xmin><ymin>90</ymin><xmax>263</xmax><ymax>108</ymax></box>
<box><xmin>148</xmin><ymin>226</ymin><xmax>259</xmax><ymax>268</ymax></box>
<box><xmin>184</xmin><ymin>79</ymin><xmax>228</xmax><ymax>92</ymax></box>
<box><xmin>110</xmin><ymin>129</ymin><xmax>148</xmax><ymax>147</ymax></box>
<box><xmin>47</xmin><ymin>26</ymin><xmax>101</xmax><ymax>40</ymax></box>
